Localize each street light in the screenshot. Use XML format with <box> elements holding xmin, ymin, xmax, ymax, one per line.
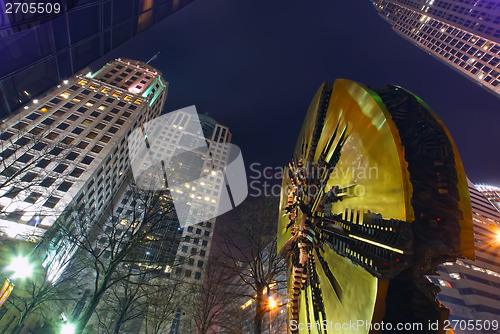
<box><xmin>0</xmin><ymin>256</ymin><xmax>34</xmax><ymax>307</ymax></box>
<box><xmin>268</xmin><ymin>296</ymin><xmax>277</xmax><ymax>333</ymax></box>
<box><xmin>7</xmin><ymin>256</ymin><xmax>33</xmax><ymax>279</ymax></box>
<box><xmin>61</xmin><ymin>322</ymin><xmax>76</xmax><ymax>334</ymax></box>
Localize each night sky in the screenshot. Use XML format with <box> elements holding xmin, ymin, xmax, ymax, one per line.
<box><xmin>92</xmin><ymin>0</ymin><xmax>500</xmax><ymax>186</ymax></box>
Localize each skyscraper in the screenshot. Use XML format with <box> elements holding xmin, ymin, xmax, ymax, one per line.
<box><xmin>475</xmin><ymin>183</ymin><xmax>500</xmax><ymax>212</ymax></box>
<box><xmin>0</xmin><ymin>57</ymin><xmax>168</xmax><ymax>281</ymax></box>
<box><xmin>429</xmin><ymin>180</ymin><xmax>500</xmax><ymax>332</ymax></box>
<box><xmin>371</xmin><ymin>0</ymin><xmax>500</xmax><ymax>98</ymax></box>
<box><xmin>0</xmin><ymin>0</ymin><xmax>195</xmax><ymax>116</ymax></box>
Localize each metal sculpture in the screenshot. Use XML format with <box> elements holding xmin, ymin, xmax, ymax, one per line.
<box><xmin>278</xmin><ymin>79</ymin><xmax>474</xmax><ymax>334</ymax></box>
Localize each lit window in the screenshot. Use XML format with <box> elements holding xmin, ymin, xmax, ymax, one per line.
<box><xmin>40</xmin><ymin>107</ymin><xmax>49</xmax><ymax>112</ymax></box>
<box><xmin>134</xmin><ymin>98</ymin><xmax>143</xmax><ymax>104</ymax></box>
<box><xmin>89</xmin><ymin>84</ymin><xmax>99</xmax><ymax>90</ymax></box>
<box><xmin>123</xmin><ymin>96</ymin><xmax>132</xmax><ymax>101</ymax></box>
<box><xmin>60</xmin><ymin>92</ymin><xmax>70</xmax><ymax>99</ymax></box>
<box><xmin>449</xmin><ymin>273</ymin><xmax>461</xmax><ymax>280</ymax></box>
<box><xmin>112</xmin><ymin>91</ymin><xmax>121</xmax><ymax>97</ymax></box>
<box><xmin>78</xmin><ymin>79</ymin><xmax>88</xmax><ymax>86</ymax></box>
<box><xmin>72</xmin><ymin>98</ymin><xmax>81</xmax><ymax>102</ymax></box>
<box><xmin>85</xmin><ymin>102</ymin><xmax>93</xmax><ymax>107</ymax></box>
<box><xmin>101</xmin><ymin>87</ymin><xmax>110</xmax><ymax>93</ymax></box>
<box><xmin>438</xmin><ymin>279</ymin><xmax>451</xmax><ymax>288</ymax></box>
<box><xmin>98</xmin><ymin>105</ymin><xmax>107</xmax><ymax>111</ymax></box>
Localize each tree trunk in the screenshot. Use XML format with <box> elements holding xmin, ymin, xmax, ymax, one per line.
<box><xmin>74</xmin><ymin>272</ymin><xmax>113</xmax><ymax>334</ymax></box>
<box><xmin>254</xmin><ymin>287</ymin><xmax>264</xmax><ymax>334</ymax></box>
<box><xmin>11</xmin><ymin>302</ymin><xmax>35</xmax><ymax>334</ymax></box>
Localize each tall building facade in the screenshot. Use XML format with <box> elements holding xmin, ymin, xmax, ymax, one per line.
<box><xmin>429</xmin><ymin>180</ymin><xmax>500</xmax><ymax>333</ymax></box>
<box><xmin>0</xmin><ymin>57</ymin><xmax>167</xmax><ymax>281</ymax></box>
<box><xmin>476</xmin><ymin>183</ymin><xmax>500</xmax><ymax>211</ymax></box>
<box><xmin>371</xmin><ymin>0</ymin><xmax>500</xmax><ymax>98</ymax></box>
<box><xmin>0</xmin><ymin>0</ymin><xmax>195</xmax><ymax>116</ymax></box>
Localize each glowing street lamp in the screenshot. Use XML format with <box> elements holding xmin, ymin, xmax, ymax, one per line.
<box><xmin>268</xmin><ymin>296</ymin><xmax>278</xmax><ymax>333</ymax></box>
<box><xmin>0</xmin><ymin>256</ymin><xmax>34</xmax><ymax>307</ymax></box>
<box><xmin>7</xmin><ymin>256</ymin><xmax>33</xmax><ymax>279</ymax></box>
<box><xmin>61</xmin><ymin>322</ymin><xmax>76</xmax><ymax>334</ymax></box>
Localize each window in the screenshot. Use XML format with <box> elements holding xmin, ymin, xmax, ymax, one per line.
<box><xmin>21</xmin><ymin>172</ymin><xmax>37</xmax><ymax>182</ymax></box>
<box><xmin>24</xmin><ymin>192</ymin><xmax>41</xmax><ymax>203</ymax></box>
<box><xmin>108</xmin><ymin>127</ymin><xmax>118</xmax><ymax>134</ymax></box>
<box><xmin>200</xmin><ymin>250</ymin><xmax>206</xmax><ymax>257</ymax></box>
<box><xmin>188</xmin><ymin>258</ymin><xmax>194</xmax><ymax>265</ymax></box>
<box><xmin>181</xmin><ymin>246</ymin><xmax>188</xmax><ymax>253</ymax></box>
<box><xmin>99</xmin><ymin>136</ymin><xmax>111</xmax><ymax>143</ymax></box>
<box><xmin>4</xmin><ymin>187</ymin><xmax>21</xmax><ymax>198</ymax></box>
<box><xmin>81</xmin><ymin>156</ymin><xmax>94</xmax><ymax>165</ymax></box>
<box><xmin>72</xmin><ymin>127</ymin><xmax>84</xmax><ymax>135</ymax></box>
<box><xmin>67</xmin><ymin>114</ymin><xmax>79</xmax><ymax>121</ymax></box>
<box><xmin>202</xmin><ymin>240</ymin><xmax>208</xmax><ymax>246</ymax></box>
<box><xmin>104</xmin><ymin>115</ymin><xmax>113</xmax><ymax>121</ymax></box>
<box><xmin>42</xmin><ymin>118</ymin><xmax>55</xmax><ymax>126</ymax></box>
<box><xmin>18</xmin><ymin>153</ymin><xmax>34</xmax><ymax>163</ymax></box>
<box><xmin>43</xmin><ymin>196</ymin><xmax>60</xmax><ymax>208</ymax></box>
<box><xmin>36</xmin><ymin>159</ymin><xmax>51</xmax><ymax>168</ymax></box>
<box><xmin>40</xmin><ymin>177</ymin><xmax>55</xmax><ymax>187</ymax></box>
<box><xmin>91</xmin><ymin>145</ymin><xmax>103</xmax><ymax>153</ymax></box>
<box><xmin>195</xmin><ymin>272</ymin><xmax>202</xmax><ymax>280</ymax></box>
<box><xmin>70</xmin><ymin>168</ymin><xmax>84</xmax><ymax>178</ymax></box>
<box><xmin>50</xmin><ymin>97</ymin><xmax>62</xmax><ymax>104</ymax></box>
<box><xmin>63</xmin><ymin>102</ymin><xmax>75</xmax><ymax>109</ymax></box>
<box><xmin>117</xmin><ymin>101</ymin><xmax>125</xmax><ymax>107</ymax></box>
<box><xmin>45</xmin><ymin>132</ymin><xmax>59</xmax><ymax>140</ymax></box>
<box><xmin>96</xmin><ymin>123</ymin><xmax>105</xmax><ymax>130</ymax></box>
<box><xmin>53</xmin><ymin>110</ymin><xmax>65</xmax><ymax>117</ymax></box>
<box><xmin>81</xmin><ymin>119</ymin><xmax>92</xmax><ymax>126</ymax></box>
<box><xmin>15</xmin><ymin>137</ymin><xmax>30</xmax><ymax>146</ymax></box>
<box><xmin>123</xmin><ymin>111</ymin><xmax>131</xmax><ymax>118</ymax></box>
<box><xmin>29</xmin><ymin>127</ymin><xmax>43</xmax><ymax>135</ymax></box>
<box><xmin>62</xmin><ymin>137</ymin><xmax>74</xmax><ymax>145</ymax></box>
<box><xmin>57</xmin><ymin>123</ymin><xmax>69</xmax><ymax>130</ymax></box>
<box><xmin>0</xmin><ymin>132</ymin><xmax>14</xmax><ymax>140</ymax></box>
<box><xmin>66</xmin><ymin>152</ymin><xmax>78</xmax><ymax>160</ymax></box>
<box><xmin>204</xmin><ymin>231</ymin><xmax>210</xmax><ymax>237</ymax></box>
<box><xmin>76</xmin><ymin>107</ymin><xmax>87</xmax><ymax>113</ymax></box>
<box><xmin>13</xmin><ymin>122</ymin><xmax>28</xmax><ymax>130</ymax></box>
<box><xmin>77</xmin><ymin>142</ymin><xmax>89</xmax><ymax>149</ymax></box>
<box><xmin>49</xmin><ymin>147</ymin><xmax>63</xmax><ymax>156</ymax></box>
<box><xmin>53</xmin><ymin>164</ymin><xmax>68</xmax><ymax>173</ymax></box>
<box><xmin>87</xmin><ymin>132</ymin><xmax>98</xmax><ymax>139</ymax></box>
<box><xmin>26</xmin><ymin>113</ymin><xmax>41</xmax><ymax>120</ymax></box>
<box><xmin>1</xmin><ymin>167</ymin><xmax>18</xmax><ymax>177</ymax></box>
<box><xmin>191</xmin><ymin>248</ymin><xmax>197</xmax><ymax>255</ymax></box>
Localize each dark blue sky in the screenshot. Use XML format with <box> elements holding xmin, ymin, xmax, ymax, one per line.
<box><xmin>92</xmin><ymin>0</ymin><xmax>500</xmax><ymax>185</ymax></box>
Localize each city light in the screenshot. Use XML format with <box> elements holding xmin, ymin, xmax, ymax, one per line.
<box><xmin>268</xmin><ymin>297</ymin><xmax>277</xmax><ymax>309</ymax></box>
<box><xmin>7</xmin><ymin>256</ymin><xmax>33</xmax><ymax>279</ymax></box>
<box><xmin>61</xmin><ymin>323</ymin><xmax>76</xmax><ymax>334</ymax></box>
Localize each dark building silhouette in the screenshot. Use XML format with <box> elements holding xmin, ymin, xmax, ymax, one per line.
<box><xmin>0</xmin><ymin>0</ymin><xmax>195</xmax><ymax>117</ymax></box>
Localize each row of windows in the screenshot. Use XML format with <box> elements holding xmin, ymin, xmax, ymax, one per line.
<box><xmin>395</xmin><ymin>11</ymin><xmax>500</xmax><ymax>89</ymax></box>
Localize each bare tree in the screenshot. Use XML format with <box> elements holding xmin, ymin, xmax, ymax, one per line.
<box><xmin>141</xmin><ymin>278</ymin><xmax>185</xmax><ymax>334</ymax></box>
<box><xmin>50</xmin><ymin>183</ymin><xmax>180</xmax><ymax>334</ymax></box>
<box><xmin>182</xmin><ymin>259</ymin><xmax>239</xmax><ymax>334</ymax></box>
<box><xmin>218</xmin><ymin>196</ymin><xmax>287</xmax><ymax>334</ymax></box>
<box><xmin>0</xmin><ymin>239</ymin><xmax>84</xmax><ymax>334</ymax></box>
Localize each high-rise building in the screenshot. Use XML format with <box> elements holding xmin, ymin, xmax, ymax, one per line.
<box><xmin>0</xmin><ymin>57</ymin><xmax>167</xmax><ymax>281</ymax></box>
<box><xmin>0</xmin><ymin>0</ymin><xmax>195</xmax><ymax>116</ymax></box>
<box><xmin>429</xmin><ymin>180</ymin><xmax>500</xmax><ymax>332</ymax></box>
<box><xmin>371</xmin><ymin>0</ymin><xmax>500</xmax><ymax>98</ymax></box>
<box><xmin>475</xmin><ymin>183</ymin><xmax>500</xmax><ymax>212</ymax></box>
